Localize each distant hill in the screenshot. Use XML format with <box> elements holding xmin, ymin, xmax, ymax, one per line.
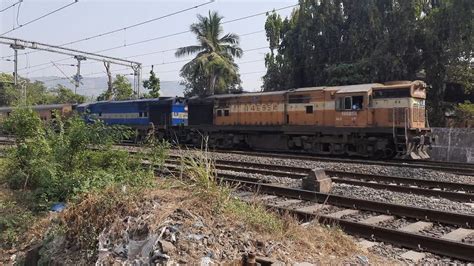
<box><xmin>30</xmin><ymin>76</ymin><xmax>184</xmax><ymax>98</ymax></box>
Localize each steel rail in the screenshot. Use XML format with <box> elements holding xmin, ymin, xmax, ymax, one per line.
<box><xmin>217</xmin><ymin>174</ymin><xmax>474</xmax><ymax>228</ymax></box>
<box><xmin>283</xmin><ymin>207</ymin><xmax>474</xmax><ymax>261</ymax></box>
<box><xmin>216</xmin><ymin>150</ymin><xmax>474</xmax><ymax>176</ymax></box>
<box><xmin>166</xmin><ymin>157</ymin><xmax>474</xmax><ymax>201</ymax></box>
<box><xmin>212</xmin><ymin>164</ymin><xmax>474</xmax><ymax>202</ymax></box>
<box><xmin>163</xmin><ymin>164</ymin><xmax>474</xmax><ymax>227</ymax></box>
<box><xmin>184</xmin><ymin>157</ymin><xmax>474</xmax><ymax>193</ymax></box>
<box><xmin>164</xmin><ymin>164</ymin><xmax>474</xmax><ymax>260</ymax></box>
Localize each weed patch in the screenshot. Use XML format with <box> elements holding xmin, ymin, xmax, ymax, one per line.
<box><xmin>0</xmin><ymin>189</ymin><xmax>35</xmax><ymax>249</ymax></box>
<box><xmin>2</xmin><ymin>107</ymin><xmax>155</xmax><ymax>204</ymax></box>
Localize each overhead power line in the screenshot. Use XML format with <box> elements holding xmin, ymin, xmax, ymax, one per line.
<box><xmin>0</xmin><ymin>0</ymin><xmax>214</xmax><ymax>58</ymax></box>
<box><xmin>12</xmin><ymin>3</ymin><xmax>296</xmax><ymax>71</ymax></box>
<box><xmin>1</xmin><ymin>0</ymin><xmax>79</xmax><ymax>36</ymax></box>
<box><xmin>221</xmin><ymin>3</ymin><xmax>298</xmax><ymax>25</ymax></box>
<box><xmin>57</xmin><ymin>0</ymin><xmax>215</xmax><ymax>47</ymax></box>
<box><xmin>0</xmin><ymin>0</ymin><xmax>22</xmax><ymax>13</ymax></box>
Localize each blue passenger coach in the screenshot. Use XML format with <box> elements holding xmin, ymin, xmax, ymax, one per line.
<box><xmin>81</xmin><ymin>97</ymin><xmax>188</xmax><ymax>135</ymax></box>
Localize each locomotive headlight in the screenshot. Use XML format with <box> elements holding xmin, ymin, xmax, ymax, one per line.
<box><xmin>184</xmin><ymin>106</ymin><xmax>188</xmax><ymax>111</ymax></box>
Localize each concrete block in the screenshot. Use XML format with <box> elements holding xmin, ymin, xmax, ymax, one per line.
<box><xmin>326</xmin><ymin>209</ymin><xmax>359</xmax><ymax>219</ymax></box>
<box><xmin>358</xmin><ymin>240</ymin><xmax>377</xmax><ymax>250</ymax></box>
<box><xmin>441</xmin><ymin>228</ymin><xmax>474</xmax><ymax>241</ymax></box>
<box><xmin>268</xmin><ymin>199</ymin><xmax>302</xmax><ymax>207</ymax></box>
<box><xmin>400</xmin><ymin>250</ymin><xmax>426</xmax><ymax>262</ymax></box>
<box><xmin>400</xmin><ymin>221</ymin><xmax>433</xmax><ymax>233</ymax></box>
<box><xmin>302</xmin><ymin>168</ymin><xmax>332</xmax><ymax>193</ymax></box>
<box><xmin>296</xmin><ymin>204</ymin><xmax>328</xmax><ymax>213</ymax></box>
<box><xmin>360</xmin><ymin>215</ymin><xmax>394</xmax><ymax>225</ymax></box>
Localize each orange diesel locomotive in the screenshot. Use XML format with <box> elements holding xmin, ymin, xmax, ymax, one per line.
<box><xmin>187</xmin><ymin>80</ymin><xmax>431</xmax><ymax>159</ymax></box>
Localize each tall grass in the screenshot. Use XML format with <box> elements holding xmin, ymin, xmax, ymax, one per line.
<box><xmin>176</xmin><ymin>138</ymin><xmax>284</xmax><ymax>233</ymax></box>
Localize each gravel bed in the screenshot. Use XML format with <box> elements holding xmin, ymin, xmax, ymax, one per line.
<box><xmin>463</xmin><ymin>234</ymin><xmax>474</xmax><ymax>245</ymax></box>
<box><xmin>377</xmin><ymin>217</ymin><xmax>412</xmax><ymax>230</ymax></box>
<box><xmin>332</xmin><ymin>183</ymin><xmax>474</xmax><ymax>215</ymax></box>
<box><xmin>214</xmin><ymin>167</ymin><xmax>473</xmax><ymax>215</ymax></box>
<box><xmin>197</xmin><ymin>151</ymin><xmax>474</xmax><ymax>185</ymax></box>
<box><xmin>419</xmin><ymin>224</ymin><xmax>459</xmax><ymax>238</ymax></box>
<box><xmin>366</xmin><ymin>240</ymin><xmax>469</xmax><ymax>264</ymax></box>
<box><xmin>343</xmin><ymin>211</ymin><xmax>373</xmax><ymax>222</ymax></box>
<box><xmin>216</xmin><ymin>169</ymin><xmax>301</xmax><ymax>187</ymax></box>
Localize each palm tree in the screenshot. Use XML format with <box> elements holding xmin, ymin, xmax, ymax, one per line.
<box><xmin>176</xmin><ymin>11</ymin><xmax>243</xmax><ymax>96</ymax></box>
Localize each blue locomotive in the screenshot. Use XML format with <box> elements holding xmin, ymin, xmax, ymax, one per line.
<box><xmin>78</xmin><ymin>97</ymin><xmax>188</xmax><ymax>140</ymax></box>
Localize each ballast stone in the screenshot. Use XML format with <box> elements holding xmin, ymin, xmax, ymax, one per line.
<box><xmin>302</xmin><ymin>168</ymin><xmax>333</xmax><ymax>193</ymax></box>
<box><xmin>400</xmin><ymin>250</ymin><xmax>426</xmax><ymax>263</ymax></box>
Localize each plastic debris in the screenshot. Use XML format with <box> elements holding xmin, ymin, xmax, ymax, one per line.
<box><xmin>50</xmin><ymin>202</ymin><xmax>66</xmax><ymax>212</ymax></box>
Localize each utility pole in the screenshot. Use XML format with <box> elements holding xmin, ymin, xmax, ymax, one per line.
<box><xmin>1</xmin><ymin>37</ymin><xmax>142</xmax><ymax>99</ymax></box>
<box><xmin>132</xmin><ymin>64</ymin><xmax>141</xmax><ymax>98</ymax></box>
<box><xmin>10</xmin><ymin>43</ymin><xmax>25</xmax><ymax>102</ymax></box>
<box><xmin>10</xmin><ymin>43</ymin><xmax>25</xmax><ymax>86</ymax></box>
<box><xmin>73</xmin><ymin>55</ymin><xmax>86</xmax><ymax>94</ymax></box>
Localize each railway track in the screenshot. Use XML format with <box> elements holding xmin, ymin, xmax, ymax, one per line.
<box><xmin>167</xmin><ymin>156</ymin><xmax>474</xmax><ymax>202</ymax></box>
<box><xmin>3</xmin><ymin>140</ymin><xmax>473</xmax><ymax>175</ymax></box>
<box><xmin>213</xmin><ymin>149</ymin><xmax>474</xmax><ymax>176</ymax></box>
<box><xmin>160</xmin><ymin>161</ymin><xmax>474</xmax><ymax>262</ymax></box>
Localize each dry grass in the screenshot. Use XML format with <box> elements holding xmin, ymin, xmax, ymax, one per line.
<box><xmin>164</xmin><ymin>147</ymin><xmax>389</xmax><ymax>264</ymax></box>
<box><xmin>1</xmin><ymin>145</ymin><xmax>391</xmax><ymax>264</ymax></box>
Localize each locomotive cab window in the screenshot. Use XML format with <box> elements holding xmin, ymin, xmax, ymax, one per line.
<box><xmin>336</xmin><ymin>96</ymin><xmax>364</xmax><ymax>110</ymax></box>
<box><xmin>217</xmin><ymin>110</ymin><xmax>223</xmax><ymax>117</ymax></box>
<box><xmin>344</xmin><ymin>97</ymin><xmax>352</xmax><ymax>110</ymax></box>
<box><xmin>224</xmin><ymin>109</ymin><xmax>230</xmax><ymax>116</ymax></box>
<box><xmin>351</xmin><ymin>96</ymin><xmax>363</xmax><ymax>110</ymax></box>
<box><xmin>139</xmin><ymin>112</ymin><xmax>143</xmax><ymax>117</ymax></box>
<box><xmin>305</xmin><ymin>105</ymin><xmax>313</xmax><ymax>114</ymax></box>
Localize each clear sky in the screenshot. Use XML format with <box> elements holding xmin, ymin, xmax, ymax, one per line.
<box><xmin>0</xmin><ymin>0</ymin><xmax>296</xmax><ymax>95</ymax></box>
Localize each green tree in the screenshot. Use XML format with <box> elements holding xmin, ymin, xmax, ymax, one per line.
<box><xmin>0</xmin><ymin>73</ymin><xmax>55</xmax><ymax>105</ymax></box>
<box><xmin>51</xmin><ymin>84</ymin><xmax>86</xmax><ymax>104</ymax></box>
<box><xmin>261</xmin><ymin>0</ymin><xmax>473</xmax><ymax>126</ymax></box>
<box><xmin>453</xmin><ymin>101</ymin><xmax>474</xmax><ymax>127</ymax></box>
<box><xmin>143</xmin><ymin>66</ymin><xmax>161</xmax><ymax>98</ymax></box>
<box><xmin>175</xmin><ymin>11</ymin><xmax>243</xmax><ymax>96</ymax></box>
<box><xmin>97</xmin><ymin>74</ymin><xmax>134</xmax><ymax>101</ymax></box>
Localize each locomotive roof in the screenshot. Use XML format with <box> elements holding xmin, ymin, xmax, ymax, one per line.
<box><xmin>0</xmin><ymin>103</ymin><xmax>71</xmax><ymax>112</ymax></box>
<box><xmin>330</xmin><ymin>83</ymin><xmax>383</xmax><ymax>94</ymax></box>
<box><xmin>90</xmin><ymin>97</ymin><xmax>173</xmax><ymax>104</ymax></box>
<box><xmin>208</xmin><ymin>83</ymin><xmax>384</xmax><ymax>99</ymax></box>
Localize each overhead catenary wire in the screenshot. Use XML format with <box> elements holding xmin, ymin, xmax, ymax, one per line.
<box><xmin>16</xmin><ymin>30</ymin><xmax>268</xmax><ymax>74</ymax></box>
<box><xmin>1</xmin><ymin>0</ymin><xmax>79</xmax><ymax>36</ymax></box>
<box><xmin>55</xmin><ymin>0</ymin><xmax>215</xmax><ymax>48</ymax></box>
<box><xmin>0</xmin><ymin>0</ymin><xmax>22</xmax><ymax>13</ymax></box>
<box><xmin>12</xmin><ymin>3</ymin><xmax>297</xmax><ymax>71</ymax></box>
<box><xmin>0</xmin><ymin>0</ymin><xmax>215</xmax><ymax>59</ymax></box>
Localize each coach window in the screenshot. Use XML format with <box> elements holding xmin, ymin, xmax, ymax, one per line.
<box><xmin>224</xmin><ymin>109</ymin><xmax>230</xmax><ymax>116</ymax></box>
<box><xmin>139</xmin><ymin>112</ymin><xmax>143</xmax><ymax>117</ymax></box>
<box><xmin>144</xmin><ymin>112</ymin><xmax>148</xmax><ymax>117</ymax></box>
<box><xmin>217</xmin><ymin>109</ymin><xmax>223</xmax><ymax>117</ymax></box>
<box><xmin>306</xmin><ymin>105</ymin><xmax>313</xmax><ymax>114</ymax></box>
<box><xmin>98</xmin><ymin>112</ymin><xmax>102</xmax><ymax>117</ymax></box>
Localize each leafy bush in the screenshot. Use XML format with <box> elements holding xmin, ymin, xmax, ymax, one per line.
<box><xmin>0</xmin><ymin>198</ymin><xmax>35</xmax><ymax>249</ymax></box>
<box><xmin>3</xmin><ymin>107</ymin><xmax>156</xmax><ymax>205</ymax></box>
